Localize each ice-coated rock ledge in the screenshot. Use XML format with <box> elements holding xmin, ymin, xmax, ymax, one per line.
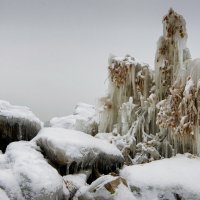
<box><xmin>120</xmin><ymin>154</ymin><xmax>200</xmax><ymax>200</ymax></box>
<box><xmin>0</xmin><ymin>100</ymin><xmax>43</xmax><ymax>151</ymax></box>
<box><xmin>35</xmin><ymin>128</ymin><xmax>124</xmax><ymax>175</ymax></box>
<box><xmin>0</xmin><ymin>100</ymin><xmax>42</xmax><ymax>125</ymax></box>
<box><xmin>0</xmin><ymin>141</ymin><xmax>63</xmax><ymax>200</ymax></box>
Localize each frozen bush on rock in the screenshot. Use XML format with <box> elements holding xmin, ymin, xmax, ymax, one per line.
<box><xmin>35</xmin><ymin>128</ymin><xmax>124</xmax><ymax>176</ymax></box>
<box><xmin>155</xmin><ymin>9</ymin><xmax>200</xmax><ymax>155</ymax></box>
<box><xmin>98</xmin><ymin>8</ymin><xmax>200</xmax><ymax>161</ymax></box>
<box><xmin>99</xmin><ymin>55</ymin><xmax>153</xmax><ymax>134</ymax></box>
<box><xmin>0</xmin><ymin>100</ymin><xmax>42</xmax><ymax>152</ymax></box>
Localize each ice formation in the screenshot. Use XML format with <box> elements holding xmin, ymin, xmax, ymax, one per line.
<box><xmin>155</xmin><ymin>9</ymin><xmax>200</xmax><ymax>155</ymax></box>
<box><xmin>98</xmin><ymin>8</ymin><xmax>200</xmax><ymax>161</ymax></box>
<box><xmin>99</xmin><ymin>55</ymin><xmax>152</xmax><ymax>134</ymax></box>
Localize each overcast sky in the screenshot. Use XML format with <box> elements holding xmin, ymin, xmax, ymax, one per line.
<box><xmin>0</xmin><ymin>0</ymin><xmax>200</xmax><ymax>121</ymax></box>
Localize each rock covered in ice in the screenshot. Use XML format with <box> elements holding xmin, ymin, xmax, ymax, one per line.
<box><xmin>120</xmin><ymin>154</ymin><xmax>200</xmax><ymax>200</ymax></box>
<box><xmin>50</xmin><ymin>103</ymin><xmax>98</xmax><ymax>135</ymax></box>
<box><xmin>0</xmin><ymin>141</ymin><xmax>63</xmax><ymax>200</ymax></box>
<box><xmin>0</xmin><ymin>100</ymin><xmax>43</xmax><ymax>152</ymax></box>
<box><xmin>35</xmin><ymin>128</ymin><xmax>124</xmax><ymax>175</ymax></box>
<box><xmin>75</xmin><ymin>174</ymin><xmax>135</xmax><ymax>200</ymax></box>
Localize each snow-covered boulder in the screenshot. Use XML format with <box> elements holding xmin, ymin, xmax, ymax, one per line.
<box><xmin>120</xmin><ymin>154</ymin><xmax>200</xmax><ymax>200</ymax></box>
<box><xmin>35</xmin><ymin>128</ymin><xmax>124</xmax><ymax>175</ymax></box>
<box><xmin>0</xmin><ymin>141</ymin><xmax>63</xmax><ymax>200</ymax></box>
<box><xmin>0</xmin><ymin>100</ymin><xmax>42</xmax><ymax>152</ymax></box>
<box><xmin>75</xmin><ymin>174</ymin><xmax>135</xmax><ymax>200</ymax></box>
<box><xmin>49</xmin><ymin>103</ymin><xmax>98</xmax><ymax>135</ymax></box>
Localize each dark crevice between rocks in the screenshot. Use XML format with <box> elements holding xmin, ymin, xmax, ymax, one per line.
<box><xmin>0</xmin><ymin>136</ymin><xmax>11</xmax><ymax>153</ymax></box>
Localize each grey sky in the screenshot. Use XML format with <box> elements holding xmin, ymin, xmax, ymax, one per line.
<box><xmin>0</xmin><ymin>0</ymin><xmax>200</xmax><ymax>121</ymax></box>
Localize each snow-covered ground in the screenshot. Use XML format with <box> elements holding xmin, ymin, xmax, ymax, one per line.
<box><xmin>120</xmin><ymin>154</ymin><xmax>200</xmax><ymax>200</ymax></box>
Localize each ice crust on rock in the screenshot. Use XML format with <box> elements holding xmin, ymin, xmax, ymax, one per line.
<box><xmin>35</xmin><ymin>128</ymin><xmax>124</xmax><ymax>175</ymax></box>
<box><xmin>50</xmin><ymin>103</ymin><xmax>98</xmax><ymax>135</ymax></box>
<box><xmin>63</xmin><ymin>172</ymin><xmax>89</xmax><ymax>199</ymax></box>
<box><xmin>0</xmin><ymin>100</ymin><xmax>43</xmax><ymax>152</ymax></box>
<box><xmin>120</xmin><ymin>154</ymin><xmax>200</xmax><ymax>200</ymax></box>
<box><xmin>0</xmin><ymin>141</ymin><xmax>63</xmax><ymax>200</ymax></box>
